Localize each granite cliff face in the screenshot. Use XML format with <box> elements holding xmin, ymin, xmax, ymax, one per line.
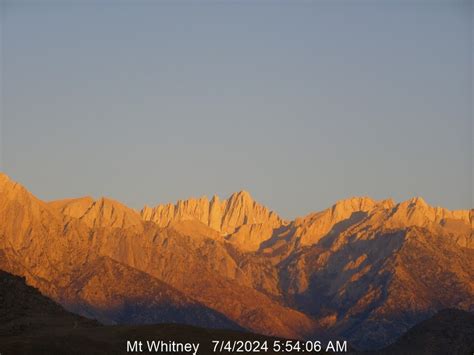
<box><xmin>139</xmin><ymin>190</ymin><xmax>286</xmax><ymax>253</ymax></box>
<box><xmin>141</xmin><ymin>190</ymin><xmax>284</xmax><ymax>234</ymax></box>
<box><xmin>292</xmin><ymin>197</ymin><xmax>386</xmax><ymax>246</ymax></box>
<box><xmin>290</xmin><ymin>196</ymin><xmax>471</xmax><ymax>248</ymax></box>
<box><xmin>0</xmin><ymin>173</ymin><xmax>472</xmax><ymax>350</ymax></box>
<box><xmin>49</xmin><ymin>196</ymin><xmax>144</xmax><ymax>230</ymax></box>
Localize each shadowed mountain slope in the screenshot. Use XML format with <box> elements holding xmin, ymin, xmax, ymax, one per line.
<box><xmin>0</xmin><ymin>270</ymin><xmax>98</xmax><ymax>337</ymax></box>
<box><xmin>0</xmin><ymin>270</ymin><xmax>326</xmax><ymax>355</ymax></box>
<box><xmin>280</xmin><ymin>197</ymin><xmax>473</xmax><ymax>349</ymax></box>
<box><xmin>367</xmin><ymin>309</ymin><xmax>474</xmax><ymax>355</ymax></box>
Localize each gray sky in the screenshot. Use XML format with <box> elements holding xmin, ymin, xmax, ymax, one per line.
<box><xmin>1</xmin><ymin>1</ymin><xmax>472</xmax><ymax>219</ymax></box>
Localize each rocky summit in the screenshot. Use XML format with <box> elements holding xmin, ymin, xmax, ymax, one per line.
<box><xmin>0</xmin><ymin>172</ymin><xmax>472</xmax><ymax>350</ymax></box>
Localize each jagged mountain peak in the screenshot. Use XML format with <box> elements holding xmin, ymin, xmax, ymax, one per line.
<box><xmin>293</xmin><ymin>197</ymin><xmax>385</xmax><ymax>246</ymax></box>
<box><xmin>293</xmin><ymin>196</ymin><xmax>472</xmax><ymax>248</ymax></box>
<box><xmin>386</xmin><ymin>197</ymin><xmax>471</xmax><ymax>229</ymax></box>
<box><xmin>0</xmin><ymin>172</ymin><xmax>32</xmax><ymax>198</ymax></box>
<box><xmin>141</xmin><ymin>190</ymin><xmax>284</xmax><ymax>235</ymax></box>
<box><xmin>228</xmin><ymin>190</ymin><xmax>253</xmax><ymax>202</ymax></box>
<box><xmin>329</xmin><ymin>196</ymin><xmax>399</xmax><ymax>215</ymax></box>
<box><xmin>0</xmin><ymin>172</ymin><xmax>59</xmax><ymax>225</ymax></box>
<box><xmin>405</xmin><ymin>196</ymin><xmax>428</xmax><ymax>207</ymax></box>
<box><xmin>330</xmin><ymin>196</ymin><xmax>377</xmax><ymax>216</ymax></box>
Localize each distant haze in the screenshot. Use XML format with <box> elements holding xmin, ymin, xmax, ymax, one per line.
<box><xmin>1</xmin><ymin>0</ymin><xmax>472</xmax><ymax>219</ymax></box>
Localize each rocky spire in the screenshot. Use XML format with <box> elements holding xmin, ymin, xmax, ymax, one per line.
<box><xmin>140</xmin><ymin>190</ymin><xmax>284</xmax><ymax>235</ymax></box>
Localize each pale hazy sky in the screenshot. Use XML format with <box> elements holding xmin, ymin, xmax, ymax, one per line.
<box><xmin>1</xmin><ymin>0</ymin><xmax>472</xmax><ymax>218</ymax></box>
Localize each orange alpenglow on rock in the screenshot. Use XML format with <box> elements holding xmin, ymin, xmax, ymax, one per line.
<box><xmin>141</xmin><ymin>190</ymin><xmax>284</xmax><ymax>235</ymax></box>
<box><xmin>0</xmin><ymin>172</ymin><xmax>472</xmax><ymax>350</ymax></box>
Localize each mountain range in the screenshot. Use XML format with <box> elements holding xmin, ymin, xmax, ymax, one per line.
<box><xmin>0</xmin><ymin>173</ymin><xmax>472</xmax><ymax>350</ymax></box>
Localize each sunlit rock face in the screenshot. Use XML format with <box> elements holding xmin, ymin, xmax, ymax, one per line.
<box><xmin>141</xmin><ymin>190</ymin><xmax>284</xmax><ymax>235</ymax></box>
<box><xmin>139</xmin><ymin>190</ymin><xmax>286</xmax><ymax>252</ymax></box>
<box><xmin>0</xmin><ymin>172</ymin><xmax>472</xmax><ymax>349</ymax></box>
